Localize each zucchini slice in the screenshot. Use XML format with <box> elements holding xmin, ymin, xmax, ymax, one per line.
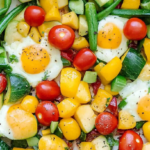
<box><xmin>0</xmin><ymin>93</ymin><xmax>4</xmax><ymax>110</ymax></box>
<box><xmin>0</xmin><ymin>47</ymin><xmax>8</xmax><ymax>69</ymax></box>
<box><xmin>120</xmin><ymin>48</ymin><xmax>146</xmax><ymax>80</ymax></box>
<box><xmin>4</xmin><ymin>73</ymin><xmax>30</xmax><ymax>104</ymax></box>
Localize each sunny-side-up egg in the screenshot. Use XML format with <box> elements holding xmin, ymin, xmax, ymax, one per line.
<box><xmin>4</xmin><ymin>35</ymin><xmax>63</xmax><ymax>87</ymax></box>
<box><xmin>119</xmin><ymin>79</ymin><xmax>150</xmax><ymax>122</ymax></box>
<box><xmin>95</xmin><ymin>15</ymin><xmax>129</xmax><ymax>62</ymax></box>
<box><xmin>0</xmin><ymin>104</ymin><xmax>37</xmax><ymax>140</ymax></box>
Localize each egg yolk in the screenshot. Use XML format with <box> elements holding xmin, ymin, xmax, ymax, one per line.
<box><xmin>21</xmin><ymin>45</ymin><xmax>50</xmax><ymax>74</ymax></box>
<box><xmin>137</xmin><ymin>95</ymin><xmax>150</xmax><ymax>121</ymax></box>
<box><xmin>98</xmin><ymin>22</ymin><xmax>122</xmax><ymax>49</ymax></box>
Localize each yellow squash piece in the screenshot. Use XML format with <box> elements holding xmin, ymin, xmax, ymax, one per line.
<box><xmin>79</xmin><ymin>15</ymin><xmax>88</xmax><ymax>36</ymax></box>
<box><xmin>17</xmin><ymin>21</ymin><xmax>30</xmax><ymax>37</ymax></box>
<box><xmin>91</xmin><ymin>89</ymin><xmax>112</xmax><ymax>113</ymax></box>
<box><xmin>42</xmin><ymin>129</ymin><xmax>51</xmax><ymax>136</ymax></box>
<box><xmin>13</xmin><ymin>148</ymin><xmax>34</xmax><ymax>150</ymax></box>
<box><xmin>79</xmin><ymin>142</ymin><xmax>96</xmax><ymax>150</ymax></box>
<box><xmin>143</xmin><ymin>122</ymin><xmax>150</xmax><ymax>142</ymax></box>
<box><xmin>118</xmin><ymin>110</ymin><xmax>136</xmax><ymax>129</ymax></box>
<box><xmin>143</xmin><ymin>38</ymin><xmax>150</xmax><ymax>62</ymax></box>
<box><xmin>60</xmin><ymin>67</ymin><xmax>81</xmax><ymax>97</ymax></box>
<box><xmin>75</xmin><ymin>81</ymin><xmax>91</xmax><ymax>104</ymax></box>
<box><xmin>72</xmin><ymin>37</ymin><xmax>89</xmax><ymax>51</ymax></box>
<box><xmin>121</xmin><ymin>0</ymin><xmax>140</xmax><ymax>9</ymax></box>
<box><xmin>104</xmin><ymin>85</ymin><xmax>119</xmax><ymax>96</ymax></box>
<box><xmin>29</xmin><ymin>27</ymin><xmax>41</xmax><ymax>44</ymax></box>
<box><xmin>99</xmin><ymin>57</ymin><xmax>122</xmax><ymax>85</ymax></box>
<box><xmin>94</xmin><ymin>62</ymin><xmax>105</xmax><ymax>77</ymax></box>
<box><xmin>57</xmin><ymin>98</ymin><xmax>80</xmax><ymax>118</ymax></box>
<box><xmin>39</xmin><ymin>134</ymin><xmax>68</xmax><ymax>150</ymax></box>
<box><xmin>59</xmin><ymin>118</ymin><xmax>81</xmax><ymax>140</ymax></box>
<box><xmin>142</xmin><ymin>142</ymin><xmax>150</xmax><ymax>150</ymax></box>
<box><xmin>62</xmin><ymin>11</ymin><xmax>79</xmax><ymax>30</ymax></box>
<box><xmin>57</xmin><ymin>0</ymin><xmax>68</xmax><ymax>9</ymax></box>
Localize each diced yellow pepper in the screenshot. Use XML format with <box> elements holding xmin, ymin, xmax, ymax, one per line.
<box><xmin>143</xmin><ymin>122</ymin><xmax>150</xmax><ymax>142</ymax></box>
<box><xmin>94</xmin><ymin>62</ymin><xmax>105</xmax><ymax>77</ymax></box>
<box><xmin>59</xmin><ymin>118</ymin><xmax>81</xmax><ymax>140</ymax></box>
<box><xmin>104</xmin><ymin>85</ymin><xmax>119</xmax><ymax>96</ymax></box>
<box><xmin>142</xmin><ymin>142</ymin><xmax>150</xmax><ymax>150</ymax></box>
<box><xmin>39</xmin><ymin>135</ymin><xmax>68</xmax><ymax>150</ymax></box>
<box><xmin>62</xmin><ymin>11</ymin><xmax>79</xmax><ymax>29</ymax></box>
<box><xmin>91</xmin><ymin>89</ymin><xmax>112</xmax><ymax>113</ymax></box>
<box><xmin>121</xmin><ymin>0</ymin><xmax>140</xmax><ymax>9</ymax></box>
<box><xmin>72</xmin><ymin>37</ymin><xmax>89</xmax><ymax>51</ymax></box>
<box><xmin>143</xmin><ymin>38</ymin><xmax>150</xmax><ymax>62</ymax></box>
<box><xmin>99</xmin><ymin>57</ymin><xmax>122</xmax><ymax>85</ymax></box>
<box><xmin>13</xmin><ymin>148</ymin><xmax>34</xmax><ymax>150</ymax></box>
<box><xmin>75</xmin><ymin>81</ymin><xmax>91</xmax><ymax>104</ymax></box>
<box><xmin>79</xmin><ymin>142</ymin><xmax>96</xmax><ymax>150</ymax></box>
<box><xmin>42</xmin><ymin>129</ymin><xmax>51</xmax><ymax>136</ymax></box>
<box><xmin>57</xmin><ymin>0</ymin><xmax>68</xmax><ymax>9</ymax></box>
<box><xmin>118</xmin><ymin>110</ymin><xmax>136</xmax><ymax>129</ymax></box>
<box><xmin>29</xmin><ymin>27</ymin><xmax>41</xmax><ymax>43</ymax></box>
<box><xmin>60</xmin><ymin>67</ymin><xmax>81</xmax><ymax>97</ymax></box>
<box><xmin>17</xmin><ymin>21</ymin><xmax>30</xmax><ymax>37</ymax></box>
<box><xmin>57</xmin><ymin>98</ymin><xmax>80</xmax><ymax>118</ymax></box>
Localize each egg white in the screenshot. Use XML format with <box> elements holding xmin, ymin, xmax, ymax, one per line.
<box><xmin>4</xmin><ymin>35</ymin><xmax>63</xmax><ymax>87</ymax></box>
<box><xmin>95</xmin><ymin>15</ymin><xmax>128</xmax><ymax>62</ymax></box>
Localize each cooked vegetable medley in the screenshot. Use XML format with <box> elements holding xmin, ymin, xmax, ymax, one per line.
<box><xmin>1</xmin><ymin>0</ymin><xmax>150</xmax><ymax>149</ymax></box>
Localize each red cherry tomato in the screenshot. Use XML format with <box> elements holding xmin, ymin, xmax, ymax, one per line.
<box><xmin>36</xmin><ymin>81</ymin><xmax>60</xmax><ymax>101</ymax></box>
<box><xmin>73</xmin><ymin>48</ymin><xmax>97</xmax><ymax>71</ymax></box>
<box><xmin>35</xmin><ymin>101</ymin><xmax>59</xmax><ymax>126</ymax></box>
<box><xmin>119</xmin><ymin>130</ymin><xmax>143</xmax><ymax>150</ymax></box>
<box><xmin>48</xmin><ymin>25</ymin><xmax>75</xmax><ymax>51</ymax></box>
<box><xmin>24</xmin><ymin>6</ymin><xmax>45</xmax><ymax>27</ymax></box>
<box><xmin>123</xmin><ymin>18</ymin><xmax>147</xmax><ymax>40</ymax></box>
<box><xmin>0</xmin><ymin>74</ymin><xmax>7</xmax><ymax>93</ymax></box>
<box><xmin>95</xmin><ymin>112</ymin><xmax>118</xmax><ymax>135</ymax></box>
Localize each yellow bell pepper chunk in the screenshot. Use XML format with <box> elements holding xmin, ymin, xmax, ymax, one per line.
<box><xmin>104</xmin><ymin>85</ymin><xmax>119</xmax><ymax>96</ymax></box>
<box><xmin>143</xmin><ymin>38</ymin><xmax>150</xmax><ymax>62</ymax></box>
<box><xmin>99</xmin><ymin>57</ymin><xmax>122</xmax><ymax>85</ymax></box>
<box><xmin>39</xmin><ymin>135</ymin><xmax>68</xmax><ymax>150</ymax></box>
<box><xmin>75</xmin><ymin>81</ymin><xmax>91</xmax><ymax>104</ymax></box>
<box><xmin>59</xmin><ymin>118</ymin><xmax>81</xmax><ymax>140</ymax></box>
<box><xmin>13</xmin><ymin>148</ymin><xmax>34</xmax><ymax>150</ymax></box>
<box><xmin>94</xmin><ymin>62</ymin><xmax>105</xmax><ymax>78</ymax></box>
<box><xmin>62</xmin><ymin>11</ymin><xmax>79</xmax><ymax>30</ymax></box>
<box><xmin>60</xmin><ymin>67</ymin><xmax>81</xmax><ymax>97</ymax></box>
<box><xmin>121</xmin><ymin>0</ymin><xmax>140</xmax><ymax>9</ymax></box>
<box><xmin>79</xmin><ymin>142</ymin><xmax>96</xmax><ymax>150</ymax></box>
<box><xmin>118</xmin><ymin>110</ymin><xmax>136</xmax><ymax>129</ymax></box>
<box><xmin>142</xmin><ymin>142</ymin><xmax>150</xmax><ymax>150</ymax></box>
<box><xmin>57</xmin><ymin>0</ymin><xmax>68</xmax><ymax>9</ymax></box>
<box><xmin>72</xmin><ymin>37</ymin><xmax>89</xmax><ymax>51</ymax></box>
<box><xmin>42</xmin><ymin>129</ymin><xmax>51</xmax><ymax>136</ymax></box>
<box><xmin>57</xmin><ymin>98</ymin><xmax>80</xmax><ymax>118</ymax></box>
<box><xmin>91</xmin><ymin>89</ymin><xmax>112</xmax><ymax>113</ymax></box>
<box><xmin>29</xmin><ymin>27</ymin><xmax>41</xmax><ymax>44</ymax></box>
<box><xmin>143</xmin><ymin>122</ymin><xmax>150</xmax><ymax>142</ymax></box>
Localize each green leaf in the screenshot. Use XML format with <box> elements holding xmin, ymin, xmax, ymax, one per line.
<box><xmin>136</xmin><ymin>121</ymin><xmax>146</xmax><ymax>129</ymax></box>
<box><xmin>105</xmin><ymin>134</ymin><xmax>119</xmax><ymax>148</ymax></box>
<box><xmin>9</xmin><ymin>54</ymin><xmax>18</xmax><ymax>63</ymax></box>
<box><xmin>64</xmin><ymin>147</ymin><xmax>69</xmax><ymax>150</ymax></box>
<box><xmin>118</xmin><ymin>98</ymin><xmax>127</xmax><ymax>109</ymax></box>
<box><xmin>42</xmin><ymin>70</ymin><xmax>49</xmax><ymax>81</ymax></box>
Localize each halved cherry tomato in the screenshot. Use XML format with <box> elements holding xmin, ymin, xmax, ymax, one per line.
<box><xmin>123</xmin><ymin>18</ymin><xmax>147</xmax><ymax>40</ymax></box>
<box><xmin>24</xmin><ymin>6</ymin><xmax>45</xmax><ymax>27</ymax></box>
<box><xmin>91</xmin><ymin>79</ymin><xmax>101</xmax><ymax>95</ymax></box>
<box><xmin>95</xmin><ymin>112</ymin><xmax>118</xmax><ymax>135</ymax></box>
<box><xmin>48</xmin><ymin>25</ymin><xmax>75</xmax><ymax>51</ymax></box>
<box><xmin>36</xmin><ymin>81</ymin><xmax>60</xmax><ymax>101</ymax></box>
<box><xmin>119</xmin><ymin>130</ymin><xmax>143</xmax><ymax>150</ymax></box>
<box><xmin>35</xmin><ymin>101</ymin><xmax>59</xmax><ymax>126</ymax></box>
<box><xmin>0</xmin><ymin>74</ymin><xmax>7</xmax><ymax>93</ymax></box>
<box><xmin>73</xmin><ymin>48</ymin><xmax>97</xmax><ymax>71</ymax></box>
<box><xmin>108</xmin><ymin>97</ymin><xmax>118</xmax><ymax>117</ymax></box>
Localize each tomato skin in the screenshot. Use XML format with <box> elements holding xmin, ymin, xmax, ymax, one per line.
<box><xmin>119</xmin><ymin>130</ymin><xmax>143</xmax><ymax>150</ymax></box>
<box><xmin>48</xmin><ymin>25</ymin><xmax>75</xmax><ymax>51</ymax></box>
<box><xmin>73</xmin><ymin>48</ymin><xmax>97</xmax><ymax>71</ymax></box>
<box><xmin>95</xmin><ymin>112</ymin><xmax>118</xmax><ymax>135</ymax></box>
<box><xmin>24</xmin><ymin>6</ymin><xmax>45</xmax><ymax>27</ymax></box>
<box><xmin>108</xmin><ymin>97</ymin><xmax>118</xmax><ymax>117</ymax></box>
<box><xmin>35</xmin><ymin>101</ymin><xmax>59</xmax><ymax>126</ymax></box>
<box><xmin>0</xmin><ymin>74</ymin><xmax>7</xmax><ymax>93</ymax></box>
<box><xmin>123</xmin><ymin>18</ymin><xmax>147</xmax><ymax>40</ymax></box>
<box><xmin>91</xmin><ymin>79</ymin><xmax>101</xmax><ymax>95</ymax></box>
<box><xmin>36</xmin><ymin>81</ymin><xmax>60</xmax><ymax>101</ymax></box>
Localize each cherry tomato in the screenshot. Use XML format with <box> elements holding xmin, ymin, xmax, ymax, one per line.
<box><xmin>36</xmin><ymin>81</ymin><xmax>60</xmax><ymax>101</ymax></box>
<box><xmin>119</xmin><ymin>130</ymin><xmax>143</xmax><ymax>150</ymax></box>
<box><xmin>95</xmin><ymin>112</ymin><xmax>118</xmax><ymax>135</ymax></box>
<box><xmin>73</xmin><ymin>48</ymin><xmax>97</xmax><ymax>71</ymax></box>
<box><xmin>35</xmin><ymin>101</ymin><xmax>59</xmax><ymax>126</ymax></box>
<box><xmin>0</xmin><ymin>74</ymin><xmax>7</xmax><ymax>93</ymax></box>
<box><xmin>108</xmin><ymin>97</ymin><xmax>118</xmax><ymax>117</ymax></box>
<box><xmin>48</xmin><ymin>25</ymin><xmax>75</xmax><ymax>51</ymax></box>
<box><xmin>24</xmin><ymin>6</ymin><xmax>45</xmax><ymax>27</ymax></box>
<box><xmin>123</xmin><ymin>18</ymin><xmax>147</xmax><ymax>40</ymax></box>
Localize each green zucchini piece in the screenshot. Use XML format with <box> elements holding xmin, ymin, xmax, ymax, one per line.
<box><xmin>141</xmin><ymin>0</ymin><xmax>150</xmax><ymax>10</ymax></box>
<box><xmin>54</xmin><ymin>127</ymin><xmax>63</xmax><ymax>138</ymax></box>
<box><xmin>147</xmin><ymin>25</ymin><xmax>150</xmax><ymax>38</ymax></box>
<box><xmin>0</xmin><ymin>139</ymin><xmax>11</xmax><ymax>150</ymax></box>
<box><xmin>50</xmin><ymin>121</ymin><xmax>58</xmax><ymax>134</ymax></box>
<box><xmin>95</xmin><ymin>0</ymin><xmax>109</xmax><ymax>7</ymax></box>
<box><xmin>85</xmin><ymin>2</ymin><xmax>98</xmax><ymax>51</ymax></box>
<box><xmin>79</xmin><ymin>15</ymin><xmax>88</xmax><ymax>36</ymax></box>
<box><xmin>26</xmin><ymin>136</ymin><xmax>39</xmax><ymax>147</ymax></box>
<box><xmin>111</xmin><ymin>75</ymin><xmax>127</xmax><ymax>92</ymax></box>
<box><xmin>0</xmin><ymin>93</ymin><xmax>4</xmax><ymax>110</ymax></box>
<box><xmin>19</xmin><ymin>0</ymin><xmax>32</xmax><ymax>3</ymax></box>
<box><xmin>4</xmin><ymin>73</ymin><xmax>30</xmax><ymax>104</ymax></box>
<box><xmin>80</xmin><ymin>131</ymin><xmax>86</xmax><ymax>142</ymax></box>
<box><xmin>0</xmin><ymin>47</ymin><xmax>8</xmax><ymax>69</ymax></box>
<box><xmin>69</xmin><ymin>0</ymin><xmax>84</xmax><ymax>15</ymax></box>
<box><xmin>137</xmin><ymin>38</ymin><xmax>145</xmax><ymax>53</ymax></box>
<box><xmin>61</xmin><ymin>57</ymin><xmax>71</xmax><ymax>67</ymax></box>
<box><xmin>83</xmin><ymin>71</ymin><xmax>97</xmax><ymax>83</ymax></box>
<box><xmin>120</xmin><ymin>48</ymin><xmax>146</xmax><ymax>80</ymax></box>
<box><xmin>118</xmin><ymin>98</ymin><xmax>127</xmax><ymax>109</ymax></box>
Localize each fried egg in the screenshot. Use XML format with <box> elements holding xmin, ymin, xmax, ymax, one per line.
<box><xmin>95</xmin><ymin>15</ymin><xmax>128</xmax><ymax>62</ymax></box>
<box><xmin>119</xmin><ymin>79</ymin><xmax>150</xmax><ymax>121</ymax></box>
<box><xmin>0</xmin><ymin>104</ymin><xmax>37</xmax><ymax>140</ymax></box>
<box><xmin>4</xmin><ymin>35</ymin><xmax>63</xmax><ymax>87</ymax></box>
